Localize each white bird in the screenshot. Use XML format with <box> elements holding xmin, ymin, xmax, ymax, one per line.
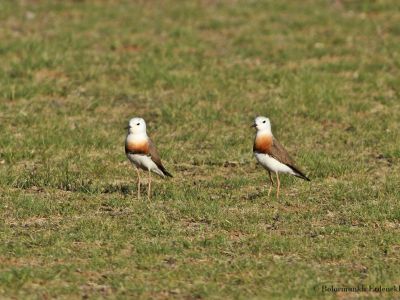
<box><xmin>125</xmin><ymin>118</ymin><xmax>172</xmax><ymax>199</ymax></box>
<box><xmin>252</xmin><ymin>116</ymin><xmax>310</xmax><ymax>198</ymax></box>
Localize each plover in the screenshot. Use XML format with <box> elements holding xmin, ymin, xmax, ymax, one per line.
<box><xmin>125</xmin><ymin>117</ymin><xmax>172</xmax><ymax>199</ymax></box>
<box><xmin>252</xmin><ymin>116</ymin><xmax>310</xmax><ymax>197</ymax></box>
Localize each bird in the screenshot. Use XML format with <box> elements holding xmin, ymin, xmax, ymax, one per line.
<box><xmin>252</xmin><ymin>116</ymin><xmax>310</xmax><ymax>198</ymax></box>
<box><xmin>125</xmin><ymin>117</ymin><xmax>172</xmax><ymax>199</ymax></box>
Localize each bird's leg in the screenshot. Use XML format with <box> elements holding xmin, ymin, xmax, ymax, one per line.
<box><xmin>136</xmin><ymin>168</ymin><xmax>141</xmax><ymax>199</ymax></box>
<box><xmin>275</xmin><ymin>172</ymin><xmax>280</xmax><ymax>198</ymax></box>
<box><xmin>268</xmin><ymin>170</ymin><xmax>274</xmax><ymax>197</ymax></box>
<box><xmin>148</xmin><ymin>169</ymin><xmax>152</xmax><ymax>200</ymax></box>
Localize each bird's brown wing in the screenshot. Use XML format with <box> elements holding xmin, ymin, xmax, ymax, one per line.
<box><xmin>268</xmin><ymin>137</ymin><xmax>310</xmax><ymax>181</ymax></box>
<box><xmin>148</xmin><ymin>139</ymin><xmax>173</xmax><ymax>177</ymax></box>
<box><xmin>267</xmin><ymin>137</ymin><xmax>295</xmax><ymax>166</ymax></box>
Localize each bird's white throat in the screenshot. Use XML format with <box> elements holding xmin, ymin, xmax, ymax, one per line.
<box><xmin>126</xmin><ymin>132</ymin><xmax>148</xmax><ymax>143</ymax></box>
<box><xmin>256</xmin><ymin>129</ymin><xmax>272</xmax><ymax>137</ymax></box>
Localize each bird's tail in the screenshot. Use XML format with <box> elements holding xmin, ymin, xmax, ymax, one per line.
<box><xmin>291</xmin><ymin>166</ymin><xmax>310</xmax><ymax>181</ymax></box>
<box><xmin>160</xmin><ymin>166</ymin><xmax>173</xmax><ymax>177</ymax></box>
<box><xmin>163</xmin><ymin>170</ymin><xmax>173</xmax><ymax>177</ymax></box>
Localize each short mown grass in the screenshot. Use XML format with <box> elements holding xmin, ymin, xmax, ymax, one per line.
<box><xmin>0</xmin><ymin>0</ymin><xmax>399</xmax><ymax>299</ymax></box>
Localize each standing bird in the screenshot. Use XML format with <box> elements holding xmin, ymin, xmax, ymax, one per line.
<box><xmin>125</xmin><ymin>117</ymin><xmax>172</xmax><ymax>199</ymax></box>
<box><xmin>252</xmin><ymin>116</ymin><xmax>310</xmax><ymax>198</ymax></box>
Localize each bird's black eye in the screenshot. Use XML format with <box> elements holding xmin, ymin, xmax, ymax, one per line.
<box><xmin>263</xmin><ymin>120</ymin><xmax>266</xmax><ymax>123</ymax></box>
<box><xmin>137</xmin><ymin>123</ymin><xmax>140</xmax><ymax>126</ymax></box>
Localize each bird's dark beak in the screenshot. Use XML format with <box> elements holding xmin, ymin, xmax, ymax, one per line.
<box><xmin>124</xmin><ymin>126</ymin><xmax>130</xmax><ymax>130</ymax></box>
<box><xmin>251</xmin><ymin>123</ymin><xmax>257</xmax><ymax>128</ymax></box>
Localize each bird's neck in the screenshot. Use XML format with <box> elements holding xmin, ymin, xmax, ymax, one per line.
<box><xmin>127</xmin><ymin>132</ymin><xmax>148</xmax><ymax>143</ymax></box>
<box><xmin>256</xmin><ymin>129</ymin><xmax>272</xmax><ymax>138</ymax></box>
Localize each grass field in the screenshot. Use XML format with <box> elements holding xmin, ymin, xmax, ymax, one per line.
<box><xmin>1</xmin><ymin>0</ymin><xmax>400</xmax><ymax>299</ymax></box>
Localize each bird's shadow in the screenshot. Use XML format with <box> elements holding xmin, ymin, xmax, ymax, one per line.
<box><xmin>102</xmin><ymin>183</ymin><xmax>135</xmax><ymax>196</ymax></box>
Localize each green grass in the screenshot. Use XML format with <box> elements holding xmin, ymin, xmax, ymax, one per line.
<box><xmin>1</xmin><ymin>0</ymin><xmax>400</xmax><ymax>298</ymax></box>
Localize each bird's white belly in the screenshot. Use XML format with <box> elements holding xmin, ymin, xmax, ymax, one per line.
<box><xmin>127</xmin><ymin>154</ymin><xmax>164</xmax><ymax>176</ymax></box>
<box><xmin>254</xmin><ymin>152</ymin><xmax>294</xmax><ymax>174</ymax></box>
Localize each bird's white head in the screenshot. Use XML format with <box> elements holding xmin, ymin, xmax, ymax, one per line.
<box><xmin>252</xmin><ymin>116</ymin><xmax>272</xmax><ymax>133</ymax></box>
<box><xmin>127</xmin><ymin>117</ymin><xmax>147</xmax><ymax>135</ymax></box>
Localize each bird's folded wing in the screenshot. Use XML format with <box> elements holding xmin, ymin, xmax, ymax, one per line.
<box><xmin>147</xmin><ymin>139</ymin><xmax>160</xmax><ymax>164</ymax></box>
<box><xmin>268</xmin><ymin>138</ymin><xmax>295</xmax><ymax>167</ymax></box>
<box><xmin>148</xmin><ymin>139</ymin><xmax>169</xmax><ymax>171</ymax></box>
<box><xmin>149</xmin><ymin>139</ymin><xmax>173</xmax><ymax>177</ymax></box>
<box><xmin>270</xmin><ymin>138</ymin><xmax>309</xmax><ymax>180</ymax></box>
